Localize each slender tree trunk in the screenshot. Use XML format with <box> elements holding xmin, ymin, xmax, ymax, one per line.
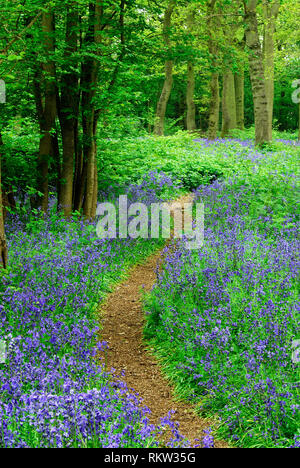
<box><xmin>82</xmin><ymin>121</ymin><xmax>96</xmax><ymax>218</ymax></box>
<box><xmin>74</xmin><ymin>159</ymin><xmax>86</xmax><ymax>212</ymax></box>
<box><xmin>186</xmin><ymin>7</ymin><xmax>196</xmax><ymax>131</ymax></box>
<box><xmin>91</xmin><ymin>147</ymin><xmax>98</xmax><ymax>217</ymax></box>
<box><xmin>0</xmin><ymin>133</ymin><xmax>7</xmax><ymax>269</ymax></box>
<box><xmin>235</xmin><ymin>70</ymin><xmax>245</xmax><ymax>130</ymax></box>
<box><xmin>81</xmin><ymin>0</ymin><xmax>127</xmax><ymax>216</ymax></box>
<box><xmin>221</xmin><ymin>17</ymin><xmax>240</xmax><ymax>137</ymax></box>
<box><xmin>82</xmin><ymin>1</ymin><xmax>103</xmax><ymax>219</ymax></box>
<box><xmin>154</xmin><ymin>0</ymin><xmax>176</xmax><ymax>136</ymax></box>
<box><xmin>207</xmin><ymin>0</ymin><xmax>220</xmax><ymax>140</ymax></box>
<box><xmin>50</xmin><ymin>127</ymin><xmax>61</xmax><ymax>210</ymax></box>
<box><xmin>221</xmin><ymin>70</ymin><xmax>237</xmax><ymax>137</ymax></box>
<box><xmin>72</xmin><ymin>117</ymin><xmax>82</xmax><ymax>209</ymax></box>
<box><xmin>186</xmin><ymin>62</ymin><xmax>196</xmax><ymax>131</ymax></box>
<box><xmin>262</xmin><ymin>0</ymin><xmax>280</xmax><ymax>137</ymax></box>
<box><xmin>60</xmin><ymin>128</ymin><xmax>75</xmax><ymax>216</ymax></box>
<box><xmin>244</xmin><ymin>0</ymin><xmax>271</xmax><ymax>145</ymax></box>
<box><xmin>207</xmin><ymin>76</ymin><xmax>219</xmax><ymax>140</ymax></box>
<box><xmin>73</xmin><ymin>144</ymin><xmax>84</xmax><ymax>212</ymax></box>
<box><xmin>34</xmin><ymin>11</ymin><xmax>57</xmax><ymax>213</ymax></box>
<box><xmin>58</xmin><ymin>7</ymin><xmax>79</xmax><ymax>217</ymax></box>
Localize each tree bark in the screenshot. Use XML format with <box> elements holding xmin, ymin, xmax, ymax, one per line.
<box><xmin>186</xmin><ymin>62</ymin><xmax>196</xmax><ymax>131</ymax></box>
<box><xmin>82</xmin><ymin>121</ymin><xmax>96</xmax><ymax>218</ymax></box>
<box><xmin>235</xmin><ymin>70</ymin><xmax>245</xmax><ymax>130</ymax></box>
<box><xmin>74</xmin><ymin>158</ymin><xmax>86</xmax><ymax>213</ymax></box>
<box><xmin>60</xmin><ymin>128</ymin><xmax>76</xmax><ymax>215</ymax></box>
<box><xmin>34</xmin><ymin>11</ymin><xmax>57</xmax><ymax>213</ymax></box>
<box><xmin>82</xmin><ymin>1</ymin><xmax>103</xmax><ymax>219</ymax></box>
<box><xmin>91</xmin><ymin>147</ymin><xmax>98</xmax><ymax>217</ymax></box>
<box><xmin>244</xmin><ymin>0</ymin><xmax>271</xmax><ymax>145</ymax></box>
<box><xmin>50</xmin><ymin>127</ymin><xmax>61</xmax><ymax>211</ymax></box>
<box><xmin>221</xmin><ymin>69</ymin><xmax>237</xmax><ymax>137</ymax></box>
<box><xmin>0</xmin><ymin>133</ymin><xmax>8</xmax><ymax>269</ymax></box>
<box><xmin>153</xmin><ymin>0</ymin><xmax>176</xmax><ymax>136</ymax></box>
<box><xmin>186</xmin><ymin>7</ymin><xmax>196</xmax><ymax>132</ymax></box>
<box><xmin>262</xmin><ymin>0</ymin><xmax>280</xmax><ymax>136</ymax></box>
<box><xmin>73</xmin><ymin>142</ymin><xmax>84</xmax><ymax>212</ymax></box>
<box><xmin>207</xmin><ymin>0</ymin><xmax>220</xmax><ymax>140</ymax></box>
<box><xmin>58</xmin><ymin>7</ymin><xmax>79</xmax><ymax>217</ymax></box>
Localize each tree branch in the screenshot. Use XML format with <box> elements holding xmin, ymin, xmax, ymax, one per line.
<box><xmin>0</xmin><ymin>11</ymin><xmax>43</xmax><ymax>56</ymax></box>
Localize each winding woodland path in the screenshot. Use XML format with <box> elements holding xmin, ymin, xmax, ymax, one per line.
<box><xmin>98</xmin><ymin>196</ymin><xmax>230</xmax><ymax>448</ymax></box>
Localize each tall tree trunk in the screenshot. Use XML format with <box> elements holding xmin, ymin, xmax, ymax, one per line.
<box><xmin>153</xmin><ymin>0</ymin><xmax>176</xmax><ymax>136</ymax></box>
<box><xmin>262</xmin><ymin>0</ymin><xmax>280</xmax><ymax>137</ymax></box>
<box><xmin>186</xmin><ymin>7</ymin><xmax>196</xmax><ymax>131</ymax></box>
<box><xmin>82</xmin><ymin>1</ymin><xmax>103</xmax><ymax>219</ymax></box>
<box><xmin>0</xmin><ymin>133</ymin><xmax>7</xmax><ymax>269</ymax></box>
<box><xmin>207</xmin><ymin>0</ymin><xmax>220</xmax><ymax>140</ymax></box>
<box><xmin>82</xmin><ymin>0</ymin><xmax>127</xmax><ymax>215</ymax></box>
<box><xmin>34</xmin><ymin>11</ymin><xmax>57</xmax><ymax>213</ymax></box>
<box><xmin>74</xmin><ymin>158</ymin><xmax>86</xmax><ymax>212</ymax></box>
<box><xmin>221</xmin><ymin>70</ymin><xmax>237</xmax><ymax>137</ymax></box>
<box><xmin>58</xmin><ymin>7</ymin><xmax>79</xmax><ymax>217</ymax></box>
<box><xmin>60</xmin><ymin>128</ymin><xmax>75</xmax><ymax>215</ymax></box>
<box><xmin>50</xmin><ymin>127</ymin><xmax>61</xmax><ymax>210</ymax></box>
<box><xmin>73</xmin><ymin>144</ymin><xmax>84</xmax><ymax>212</ymax></box>
<box><xmin>82</xmin><ymin>120</ymin><xmax>96</xmax><ymax>218</ymax></box>
<box><xmin>244</xmin><ymin>0</ymin><xmax>271</xmax><ymax>145</ymax></box>
<box><xmin>207</xmin><ymin>73</ymin><xmax>220</xmax><ymax>139</ymax></box>
<box><xmin>235</xmin><ymin>70</ymin><xmax>245</xmax><ymax>130</ymax></box>
<box><xmin>91</xmin><ymin>147</ymin><xmax>98</xmax><ymax>217</ymax></box>
<box><xmin>186</xmin><ymin>62</ymin><xmax>196</xmax><ymax>131</ymax></box>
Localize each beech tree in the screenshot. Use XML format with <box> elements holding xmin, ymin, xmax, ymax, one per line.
<box><xmin>33</xmin><ymin>11</ymin><xmax>57</xmax><ymax>213</ymax></box>
<box><xmin>31</xmin><ymin>1</ymin><xmax>128</xmax><ymax>218</ymax></box>
<box><xmin>206</xmin><ymin>0</ymin><xmax>220</xmax><ymax>140</ymax></box>
<box><xmin>234</xmin><ymin>38</ymin><xmax>246</xmax><ymax>131</ymax></box>
<box><xmin>244</xmin><ymin>0</ymin><xmax>271</xmax><ymax>145</ymax></box>
<box><xmin>221</xmin><ymin>70</ymin><xmax>237</xmax><ymax>136</ymax></box>
<box><xmin>185</xmin><ymin>5</ymin><xmax>196</xmax><ymax>132</ymax></box>
<box><xmin>154</xmin><ymin>0</ymin><xmax>176</xmax><ymax>136</ymax></box>
<box><xmin>262</xmin><ymin>0</ymin><xmax>280</xmax><ymax>137</ymax></box>
<box><xmin>58</xmin><ymin>6</ymin><xmax>79</xmax><ymax>217</ymax></box>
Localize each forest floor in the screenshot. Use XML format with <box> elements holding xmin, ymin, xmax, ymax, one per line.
<box><xmin>97</xmin><ymin>195</ymin><xmax>230</xmax><ymax>448</ymax></box>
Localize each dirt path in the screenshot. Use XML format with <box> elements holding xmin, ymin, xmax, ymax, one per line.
<box><xmin>98</xmin><ymin>197</ymin><xmax>230</xmax><ymax>448</ymax></box>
